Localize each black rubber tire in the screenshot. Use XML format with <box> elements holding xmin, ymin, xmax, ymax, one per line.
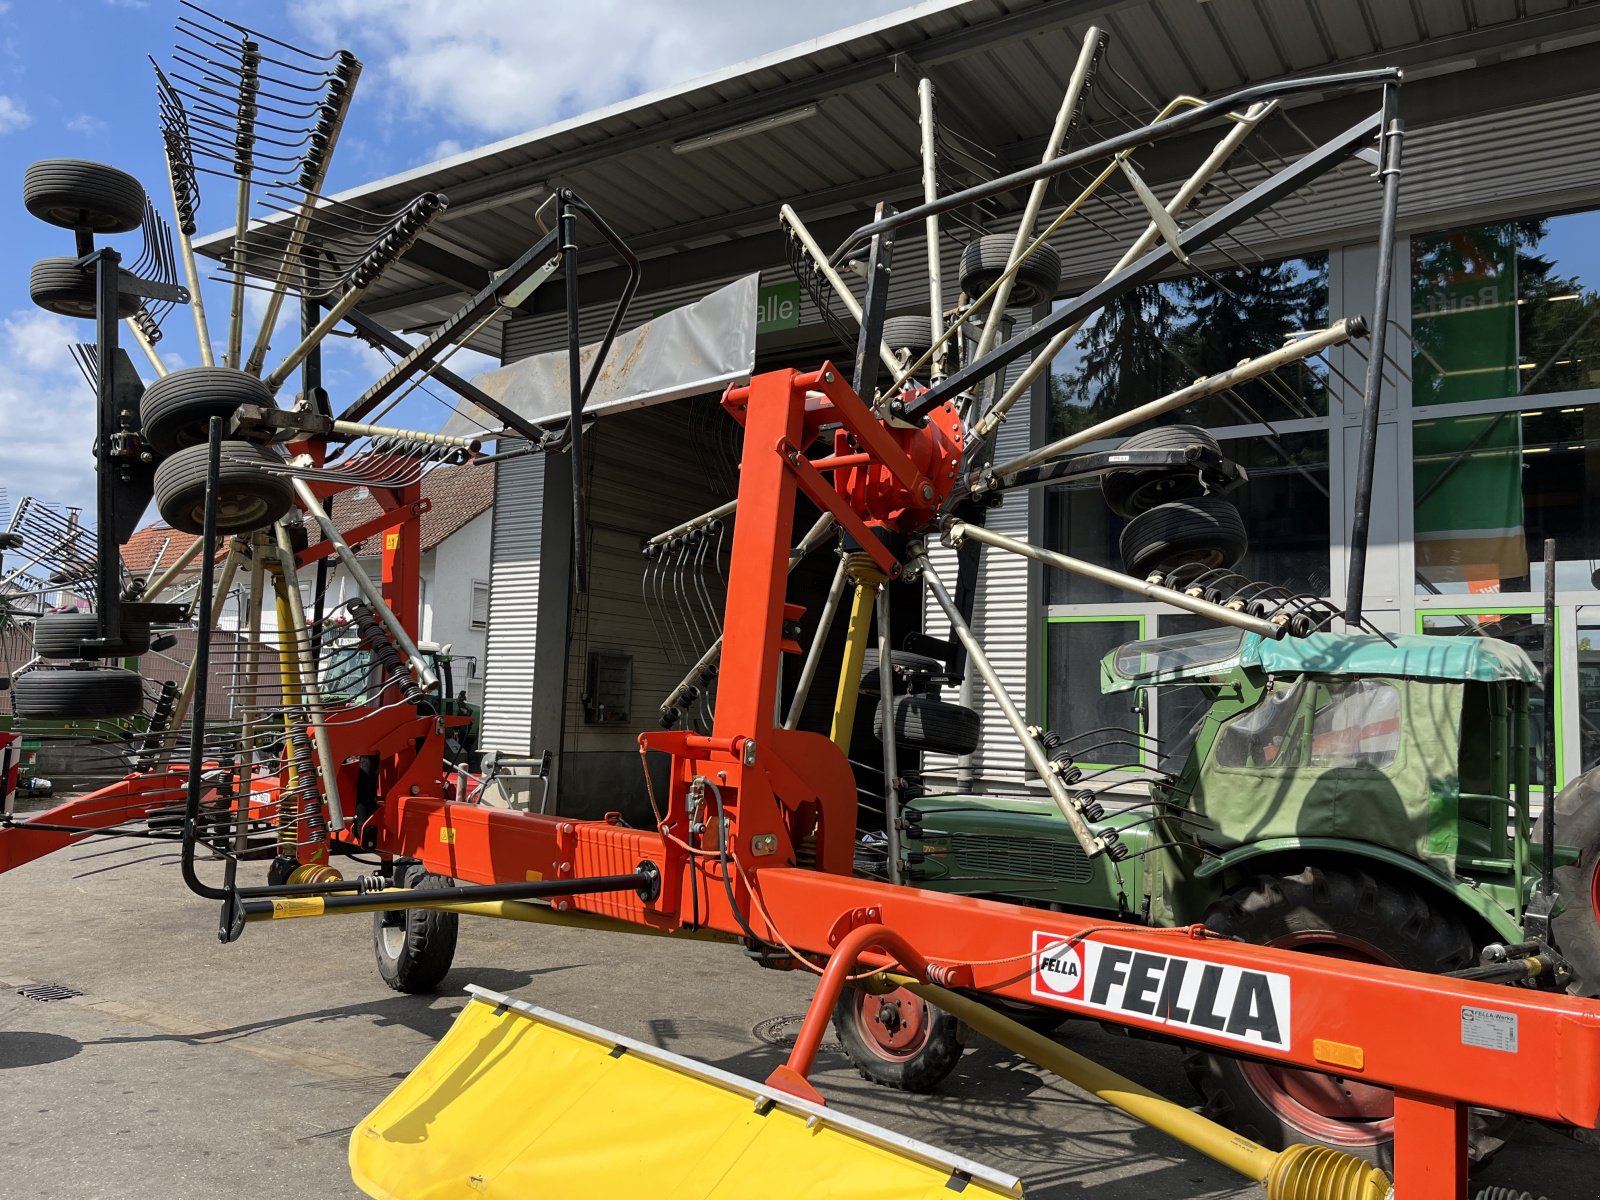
<box><xmin>1100</xmin><ymin>424</ymin><xmax>1223</xmax><ymax>519</ymax></box>
<box><xmin>881</xmin><ymin>314</ymin><xmax>933</xmax><ymax>366</ymax></box>
<box><xmin>958</xmin><ymin>233</ymin><xmax>1062</xmax><ymax>308</ymax></box>
<box><xmin>1534</xmin><ymin>767</ymin><xmax>1600</xmax><ymax>997</ymax></box>
<box><xmin>29</xmin><ymin>257</ymin><xmax>142</xmax><ymax>319</ymax></box>
<box><xmin>153</xmin><ymin>441</ymin><xmax>294</xmax><ymax>535</ymax></box>
<box><xmin>141</xmin><ymin>366</ymin><xmax>275</xmax><ymax>457</ymax></box>
<box><xmin>11</xmin><ymin>666</ymin><xmax>144</xmax><ymax>719</ymax></box>
<box><xmin>1186</xmin><ymin>865</ymin><xmax>1478</xmax><ymax>1171</ymax></box>
<box><xmin>833</xmin><ymin>985</ymin><xmax>965</xmax><ymax>1092</ymax></box>
<box><xmin>1119</xmin><ymin>495</ymin><xmax>1247</xmax><ymax>579</ymax></box>
<box><xmin>373</xmin><ymin>866</ymin><xmax>459</xmax><ymax>994</ymax></box>
<box><xmin>33</xmin><ymin>612</ymin><xmax>152</xmax><ymax>660</ymax></box>
<box><xmin>859</xmin><ymin>648</ymin><xmax>946</xmax><ymax>695</ymax></box>
<box><xmin>23</xmin><ymin>158</ymin><xmax>146</xmax><ymax>233</ymax></box>
<box><xmin>873</xmin><ymin>694</ymin><xmax>981</xmax><ymax>756</ymax></box>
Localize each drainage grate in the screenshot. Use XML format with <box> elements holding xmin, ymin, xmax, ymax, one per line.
<box><xmin>752</xmin><ymin>1015</ymin><xmax>842</xmax><ymax>1055</ymax></box>
<box><xmin>17</xmin><ymin>983</ymin><xmax>82</xmax><ymax>1002</ymax></box>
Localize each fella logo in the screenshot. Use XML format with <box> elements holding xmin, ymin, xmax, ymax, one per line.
<box><xmin>1030</xmin><ymin>932</ymin><xmax>1292</xmax><ymax>1050</ymax></box>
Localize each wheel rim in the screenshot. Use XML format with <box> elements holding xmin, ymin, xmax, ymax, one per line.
<box><xmin>1237</xmin><ymin>931</ymin><xmax>1398</xmax><ymax>1146</ymax></box>
<box><xmin>850</xmin><ymin>987</ymin><xmax>931</xmax><ymax>1061</ymax></box>
<box><xmin>380</xmin><ymin>919</ymin><xmax>406</xmax><ymax>958</ymax></box>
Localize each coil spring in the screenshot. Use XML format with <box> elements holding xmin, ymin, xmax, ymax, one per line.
<box><xmin>279</xmin><ymin>717</ymin><xmax>325</xmax><ymax>849</ymax></box>
<box><xmin>348</xmin><ymin>601</ymin><xmax>424</xmax><ymax>704</ymax></box>
<box><xmin>132</xmin><ymin>307</ymin><xmax>162</xmax><ymax>346</ymax></box>
<box><xmin>349</xmin><ymin>194</ymin><xmax>445</xmax><ymax>290</ymax></box>
<box><xmin>233</xmin><ymin>41</ymin><xmax>261</xmax><ymax>176</ymax></box>
<box><xmin>162</xmin><ymin>133</ymin><xmax>199</xmax><ymax>236</ymax></box>
<box><xmin>925</xmin><ymin>963</ymin><xmax>964</xmax><ymax>987</ymax></box>
<box><xmin>1473</xmin><ymin>1190</ymin><xmax>1550</xmax><ymax>1200</ymax></box>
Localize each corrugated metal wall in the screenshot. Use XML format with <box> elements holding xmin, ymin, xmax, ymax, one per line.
<box><xmin>479</xmin><ymin>450</ymin><xmax>543</xmax><ymax>754</ymax></box>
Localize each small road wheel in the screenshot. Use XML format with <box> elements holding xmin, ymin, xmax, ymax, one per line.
<box><xmin>873</xmin><ymin>694</ymin><xmax>981</xmax><ymax>756</ymax></box>
<box><xmin>833</xmin><ymin>984</ymin><xmax>964</xmax><ymax>1092</ymax></box>
<box><xmin>1100</xmin><ymin>424</ymin><xmax>1222</xmax><ymax>518</ymax></box>
<box><xmin>141</xmin><ymin>366</ymin><xmax>274</xmax><ymax>457</ymax></box>
<box><xmin>153</xmin><ymin>441</ymin><xmax>294</xmax><ymax>535</ymax></box>
<box><xmin>1119</xmin><ymin>495</ymin><xmax>1247</xmax><ymax>579</ymax></box>
<box><xmin>11</xmin><ymin>666</ymin><xmax>144</xmax><ymax>719</ymax></box>
<box><xmin>29</xmin><ymin>257</ymin><xmax>142</xmax><ymax>319</ymax></box>
<box><xmin>23</xmin><ymin>158</ymin><xmax>147</xmax><ymax>232</ymax></box>
<box><xmin>881</xmin><ymin>314</ymin><xmax>933</xmax><ymax>369</ymax></box>
<box><xmin>33</xmin><ymin>612</ymin><xmax>152</xmax><ymax>659</ymax></box>
<box><xmin>859</xmin><ymin>648</ymin><xmax>946</xmax><ymax>696</ymax></box>
<box><xmin>958</xmin><ymin>233</ymin><xmax>1061</xmax><ymax>308</ymax></box>
<box><xmin>373</xmin><ymin>866</ymin><xmax>459</xmax><ymax>994</ymax></box>
<box><xmin>1185</xmin><ymin>865</ymin><xmax>1482</xmax><ymax>1171</ymax></box>
<box><xmin>1535</xmin><ymin>766</ymin><xmax>1600</xmax><ymax>996</ymax></box>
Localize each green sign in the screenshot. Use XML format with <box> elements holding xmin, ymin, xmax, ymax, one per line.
<box><xmin>756</xmin><ymin>281</ymin><xmax>801</xmax><ymax>335</ymax></box>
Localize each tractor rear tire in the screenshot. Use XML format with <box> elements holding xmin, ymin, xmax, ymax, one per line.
<box><xmin>1119</xmin><ymin>495</ymin><xmax>1247</xmax><ymax>580</ymax></box>
<box><xmin>373</xmin><ymin>866</ymin><xmax>459</xmax><ymax>994</ymax></box>
<box><xmin>141</xmin><ymin>366</ymin><xmax>274</xmax><ymax>457</ymax></box>
<box><xmin>1100</xmin><ymin>424</ymin><xmax>1222</xmax><ymax>518</ymax></box>
<box><xmin>833</xmin><ymin>984</ymin><xmax>965</xmax><ymax>1093</ymax></box>
<box><xmin>1534</xmin><ymin>766</ymin><xmax>1600</xmax><ymax>997</ymax></box>
<box><xmin>958</xmin><ymin>233</ymin><xmax>1061</xmax><ymax>308</ymax></box>
<box><xmin>23</xmin><ymin>158</ymin><xmax>147</xmax><ymax>233</ymax></box>
<box><xmin>1185</xmin><ymin>865</ymin><xmax>1483</xmax><ymax>1172</ymax></box>
<box><xmin>873</xmin><ymin>694</ymin><xmax>981</xmax><ymax>756</ymax></box>
<box><xmin>153</xmin><ymin>440</ymin><xmax>294</xmax><ymax>535</ymax></box>
<box><xmin>29</xmin><ymin>257</ymin><xmax>142</xmax><ymax>319</ymax></box>
<box><xmin>12</xmin><ymin>666</ymin><xmax>144</xmax><ymax>719</ymax></box>
<box><xmin>33</xmin><ymin>611</ymin><xmax>152</xmax><ymax>659</ymax></box>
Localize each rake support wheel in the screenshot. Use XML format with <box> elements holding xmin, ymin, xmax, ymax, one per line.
<box><xmin>1120</xmin><ymin>495</ymin><xmax>1247</xmax><ymax>580</ymax></box>
<box><xmin>153</xmin><ymin>441</ymin><xmax>294</xmax><ymax>535</ymax></box>
<box><xmin>33</xmin><ymin>612</ymin><xmax>152</xmax><ymax>660</ymax></box>
<box><xmin>29</xmin><ymin>257</ymin><xmax>142</xmax><ymax>320</ymax></box>
<box><xmin>140</xmin><ymin>366</ymin><xmax>275</xmax><ymax>457</ymax></box>
<box><xmin>958</xmin><ymin>233</ymin><xmax>1062</xmax><ymax>309</ymax></box>
<box><xmin>23</xmin><ymin>158</ymin><xmax>147</xmax><ymax>233</ymax></box>
<box><xmin>12</xmin><ymin>666</ymin><xmax>144</xmax><ymax>719</ymax></box>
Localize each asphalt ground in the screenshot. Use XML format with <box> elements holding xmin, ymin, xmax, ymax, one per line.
<box><xmin>0</xmin><ymin>838</ymin><xmax>1594</xmax><ymax>1199</ymax></box>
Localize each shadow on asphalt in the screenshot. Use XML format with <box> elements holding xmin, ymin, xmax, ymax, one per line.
<box><xmin>0</xmin><ymin>1030</ymin><xmax>83</xmax><ymax>1069</ymax></box>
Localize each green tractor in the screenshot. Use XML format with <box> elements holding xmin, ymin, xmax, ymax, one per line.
<box><xmin>841</xmin><ymin>624</ymin><xmax>1600</xmax><ymax>1168</ymax></box>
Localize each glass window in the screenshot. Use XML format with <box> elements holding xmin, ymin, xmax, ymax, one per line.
<box><xmin>1413</xmin><ymin>406</ymin><xmax>1600</xmax><ymax>594</ymax></box>
<box><xmin>1044</xmin><ymin>619</ymin><xmax>1143</xmax><ymax>766</ymax></box>
<box><xmin>1213</xmin><ymin>678</ymin><xmax>1400</xmax><ymax>772</ymax></box>
<box><xmin>1153</xmin><ymin>613</ymin><xmax>1225</xmax><ymax>774</ymax></box>
<box><xmin>1411</xmin><ymin>210</ymin><xmax>1600</xmax><ymax>406</ymax></box>
<box><xmin>1419</xmin><ymin>610</ymin><xmax>1552</xmax><ymax>788</ymax></box>
<box><xmin>1047</xmin><ymin>253</ymin><xmax>1330</xmax><ymax>440</ymax></box>
<box><xmin>1044</xmin><ymin>430</ymin><xmax>1330</xmax><ymax>603</ymax></box>
<box><xmin>1111</xmin><ymin>626</ymin><xmax>1243</xmax><ymax>681</ymax></box>
<box><xmin>1578</xmin><ymin>610</ymin><xmax>1600</xmax><ymax>773</ymax></box>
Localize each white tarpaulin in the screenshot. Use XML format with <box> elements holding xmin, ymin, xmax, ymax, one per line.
<box><xmin>441</xmin><ymin>273</ymin><xmax>758</xmax><ymax>438</ymax></box>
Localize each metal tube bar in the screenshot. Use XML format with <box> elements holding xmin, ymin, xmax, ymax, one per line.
<box><xmin>125</xmin><ymin>318</ymin><xmax>169</xmax><ymax>377</ymax></box>
<box><xmin>328</xmin><ymin>420</ymin><xmax>481</xmax><ymax>453</ymax></box>
<box><xmin>916</xmin><ymin>78</ymin><xmax>947</xmax><ymax>380</ymax></box>
<box><xmin>919</xmin><ymin>554</ymin><xmax>1105</xmax><ymax>860</ymax></box>
<box><xmin>236</xmin><ymin>536</ymin><xmax>266</xmax><ymax>853</ymax></box>
<box><xmin>141</xmin><ymin>515</ymin><xmax>206</xmax><ymax>600</ymax></box>
<box><xmin>949</xmin><ymin>522</ymin><xmax>1284</xmax><ymax>637</ymax></box>
<box><xmin>179</xmin><ymin>418</ymin><xmax>227</xmax><ymax>904</ymax></box>
<box><xmin>779</xmin><ymin>204</ymin><xmax>899</xmax><ymax>378</ymax></box>
<box><xmin>978</xmin><ymin>100</ymin><xmax>1277</xmax><ymax>442</ymax></box>
<box><xmin>971</xmin><ymin>30</ymin><xmax>1103</xmax><ymax>366</ymax></box>
<box><xmin>649</xmin><ymin>501</ymin><xmax>738</xmax><ymax>547</ymax></box>
<box><xmin>989</xmin><ymin>318</ymin><xmax>1363</xmax><ymax>480</ymax></box>
<box><xmin>163</xmin><ymin>156</ymin><xmax>214</xmax><ymax>367</ymax></box>
<box><xmin>914</xmin><ymin>108</ymin><xmax>1382</xmax><ymax>422</ymax></box>
<box><xmin>833</xmin><ymin>69</ymin><xmax>1398</xmax><ymax>261</ymax></box>
<box><xmin>162</xmin><ymin>541</ymin><xmax>245</xmax><ymax>757</ymax></box>
<box><xmin>92</xmin><ymin>249</ymin><xmax>123</xmax><ymax>646</ymax></box>
<box><xmin>874</xmin><ymin>588</ymin><xmax>904</xmax><ymax>885</ymax></box>
<box><xmin>274</xmin><ymin>521</ymin><xmax>344</xmax><ymax>830</ymax></box>
<box><xmin>226</xmin><ymin>179</ymin><xmax>251</xmax><ymax>369</ymax></box>
<box><xmin>1541</xmin><ymin>537</ymin><xmax>1558</xmax><ymax>893</ymax></box>
<box><xmin>264</xmin><ymin>280</ymin><xmax>381</xmax><ymax>393</ymax></box>
<box><xmin>241</xmin><ymin>872</ymin><xmax>653</xmax><ymax>922</ymax></box>
<box><xmin>784</xmin><ymin>551</ymin><xmax>849</xmax><ymax>730</ymax></box>
<box><xmin>1343</xmin><ymin>92</ymin><xmax>1404</xmax><ymax>625</ymax></box>
<box><xmin>290</xmin><ymin>476</ymin><xmax>437</xmax><ymax>689</ymax></box>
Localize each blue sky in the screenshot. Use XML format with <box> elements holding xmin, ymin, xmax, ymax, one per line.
<box><xmin>0</xmin><ymin>0</ymin><xmax>910</xmax><ymax>519</ymax></box>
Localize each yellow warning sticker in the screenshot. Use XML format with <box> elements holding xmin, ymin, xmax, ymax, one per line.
<box><xmin>385</xmin><ymin>532</ymin><xmax>400</xmax><ymax>550</ymax></box>
<box><xmin>440</xmin><ymin>826</ymin><xmax>456</xmax><ymax>844</ymax></box>
<box><xmin>270</xmin><ymin>896</ymin><xmax>325</xmax><ymax>919</ymax></box>
<box><xmin>525</xmin><ymin>870</ymin><xmax>543</xmax><ymax>882</ymax></box>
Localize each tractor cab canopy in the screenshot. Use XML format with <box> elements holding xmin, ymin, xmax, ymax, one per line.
<box><xmin>1101</xmin><ymin>628</ymin><xmax>1538</xmax><ymax>692</ymax></box>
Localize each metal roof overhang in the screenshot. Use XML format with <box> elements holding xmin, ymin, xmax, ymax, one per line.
<box><xmin>193</xmin><ymin>0</ymin><xmax>1600</xmax><ymax>349</ymax></box>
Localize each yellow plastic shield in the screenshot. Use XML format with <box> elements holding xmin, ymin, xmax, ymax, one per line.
<box><xmin>351</xmin><ymin>985</ymin><xmax>1023</xmax><ymax>1200</ymax></box>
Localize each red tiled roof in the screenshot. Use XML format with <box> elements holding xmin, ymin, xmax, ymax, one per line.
<box><xmin>122</xmin><ymin>460</ymin><xmax>497</xmax><ymax>569</ymax></box>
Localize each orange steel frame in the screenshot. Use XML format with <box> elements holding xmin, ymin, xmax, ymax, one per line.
<box><xmin>11</xmin><ymin>366</ymin><xmax>1600</xmax><ymax>1197</ymax></box>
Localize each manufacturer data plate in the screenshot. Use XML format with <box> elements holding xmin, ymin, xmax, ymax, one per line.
<box><xmin>1461</xmin><ymin>1006</ymin><xmax>1518</xmax><ymax>1053</ymax></box>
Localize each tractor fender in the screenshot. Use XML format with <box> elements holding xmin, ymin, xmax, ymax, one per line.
<box><xmin>1192</xmin><ymin>836</ymin><xmax>1523</xmax><ymax>945</ymax></box>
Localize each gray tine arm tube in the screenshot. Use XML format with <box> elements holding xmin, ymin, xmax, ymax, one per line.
<box><xmin>290</xmin><ymin>475</ymin><xmax>438</xmax><ymax>690</ymax></box>
<box><xmin>947</xmin><ymin>522</ymin><xmax>1284</xmax><ymax>637</ymax></box>
<box><xmin>274</xmin><ymin>521</ymin><xmax>345</xmax><ymax>831</ymax></box>
<box><xmin>917</xmin><ymin>550</ymin><xmax>1108</xmax><ymax>860</ymax></box>
<box><xmin>875</xmin><ymin>588</ymin><xmax>904</xmax><ymax>884</ymax></box>
<box><xmin>989</xmin><ymin>317</ymin><xmax>1363</xmax><ymax>479</ymax></box>
<box><xmin>785</xmin><ymin>550</ymin><xmax>849</xmax><ymax>730</ymax></box>
<box><xmin>162</xmin><ymin>540</ymin><xmax>244</xmax><ymax>756</ymax></box>
<box><xmin>975</xmin><ymin>100</ymin><xmax>1277</xmax><ymax>444</ymax></box>
<box><xmin>781</xmin><ymin>205</ymin><xmax>900</xmax><ymax>379</ymax></box>
<box><xmin>141</xmin><ymin>532</ymin><xmax>207</xmax><ymax>601</ymax></box>
<box><xmin>917</xmin><ymin>78</ymin><xmax>947</xmax><ymax>380</ymax></box>
<box><xmin>972</xmin><ymin>29</ymin><xmax>1104</xmax><ymax>365</ymax></box>
<box><xmin>648</xmin><ymin>499</ymin><xmax>738</xmax><ymax>547</ymax></box>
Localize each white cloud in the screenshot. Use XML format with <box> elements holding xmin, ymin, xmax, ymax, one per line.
<box><xmin>0</xmin><ymin>310</ymin><xmax>99</xmax><ymax>515</ymax></box>
<box><xmin>0</xmin><ymin>95</ymin><xmax>30</xmax><ymax>134</ymax></box>
<box><xmin>289</xmin><ymin>0</ymin><xmax>908</xmax><ymax>137</ymax></box>
<box><xmin>430</xmin><ymin>138</ymin><xmax>464</xmax><ymax>160</ymax></box>
<box><xmin>66</xmin><ymin>113</ymin><xmax>108</xmax><ymax>137</ymax></box>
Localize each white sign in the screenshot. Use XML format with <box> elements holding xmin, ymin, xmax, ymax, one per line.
<box><xmin>1030</xmin><ymin>932</ymin><xmax>1292</xmax><ymax>1050</ymax></box>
